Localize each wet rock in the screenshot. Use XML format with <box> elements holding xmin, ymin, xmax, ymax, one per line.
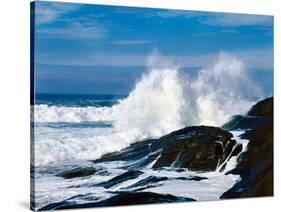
<box><xmin>56</xmin><ymin>167</ymin><xmax>97</xmax><ymax>179</ymax></box>
<box><xmin>174</xmin><ymin>176</ymin><xmax>208</xmax><ymax>181</ymax></box>
<box><xmin>247</xmin><ymin>97</ymin><xmax>273</xmax><ymax>116</ymax></box>
<box><xmin>123</xmin><ymin>176</ymin><xmax>169</xmax><ymax>191</ymax></box>
<box><xmin>222</xmin><ymin>115</ymin><xmax>263</xmax><ymax>131</ymax></box>
<box><xmin>221</xmin><ymin>97</ymin><xmax>273</xmax><ymax>198</ymax></box>
<box><xmin>95</xmin><ymin>126</ymin><xmax>236</xmax><ymax>172</ymax></box>
<box><xmin>98</xmin><ymin>170</ymin><xmax>143</xmax><ymax>189</ymax></box>
<box><xmin>40</xmin><ymin>192</ymin><xmax>196</xmax><ymax>210</ymax></box>
<box><xmin>153</xmin><ymin>126</ymin><xmax>234</xmax><ymax>171</ymax></box>
<box><xmin>94</xmin><ymin>139</ymin><xmax>160</xmax><ymax>169</ymax></box>
<box><xmin>230</xmin><ymin>143</ymin><xmax>243</xmax><ymax>158</ymax></box>
<box><xmin>220</xmin><ymin>139</ymin><xmax>237</xmax><ymax>163</ymax></box>
<box><xmin>187</xmin><ymin>176</ymin><xmax>208</xmax><ymax>181</ymax></box>
<box><xmin>93</xmin><ymin>192</ymin><xmax>196</xmax><ymax>206</ymax></box>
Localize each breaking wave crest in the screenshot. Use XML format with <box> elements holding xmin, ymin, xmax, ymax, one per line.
<box><xmin>34</xmin><ymin>105</ymin><xmax>113</xmax><ymax>123</ymax></box>
<box><xmin>34</xmin><ymin>53</ymin><xmax>263</xmax><ymax>166</ymax></box>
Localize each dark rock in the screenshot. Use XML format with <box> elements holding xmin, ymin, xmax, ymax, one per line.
<box><xmin>230</xmin><ymin>143</ymin><xmax>243</xmax><ymax>158</ymax></box>
<box><xmin>175</xmin><ymin>168</ymin><xmax>186</xmax><ymax>172</ymax></box>
<box><xmin>123</xmin><ymin>176</ymin><xmax>169</xmax><ymax>191</ymax></box>
<box><xmin>175</xmin><ymin>177</ymin><xmax>188</xmax><ymax>180</ymax></box>
<box><xmin>56</xmin><ymin>167</ymin><xmax>97</xmax><ymax>179</ymax></box>
<box><xmin>95</xmin><ymin>139</ymin><xmax>157</xmax><ymax>163</ymax></box>
<box><xmin>95</xmin><ymin>126</ymin><xmax>235</xmax><ymax>172</ymax></box>
<box><xmin>91</xmin><ymin>192</ymin><xmax>196</xmax><ymax>206</ymax></box>
<box><xmin>219</xmin><ymin>163</ymin><xmax>227</xmax><ymax>172</ymax></box>
<box><xmin>220</xmin><ymin>139</ymin><xmax>236</xmax><ymax>164</ymax></box>
<box><xmin>187</xmin><ymin>176</ymin><xmax>208</xmax><ymax>181</ymax></box>
<box><xmin>222</xmin><ymin>115</ymin><xmax>263</xmax><ymax>131</ymax></box>
<box><xmin>221</xmin><ymin>97</ymin><xmax>273</xmax><ymax>199</ymax></box>
<box><xmin>170</xmin><ymin>176</ymin><xmax>207</xmax><ymax>181</ymax></box>
<box><xmin>152</xmin><ymin>126</ymin><xmax>234</xmax><ymax>171</ymax></box>
<box><xmin>94</xmin><ymin>139</ymin><xmax>162</xmax><ymax>170</ymax></box>
<box><xmin>40</xmin><ymin>192</ymin><xmax>196</xmax><ymax>210</ymax></box>
<box><xmin>247</xmin><ymin>97</ymin><xmax>273</xmax><ymax>116</ymax></box>
<box><xmin>98</xmin><ymin>170</ymin><xmax>143</xmax><ymax>189</ymax></box>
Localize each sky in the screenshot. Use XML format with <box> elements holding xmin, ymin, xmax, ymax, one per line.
<box><xmin>33</xmin><ymin>1</ymin><xmax>273</xmax><ymax>95</ymax></box>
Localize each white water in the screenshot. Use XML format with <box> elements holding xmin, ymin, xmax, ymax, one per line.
<box><xmin>34</xmin><ymin>105</ymin><xmax>113</xmax><ymax>123</ymax></box>
<box><xmin>34</xmin><ymin>130</ymin><xmax>249</xmax><ymax>210</ymax></box>
<box><xmin>34</xmin><ymin>53</ymin><xmax>261</xmax><ymax>167</ymax></box>
<box><xmin>140</xmin><ymin>130</ymin><xmax>249</xmax><ymax>200</ymax></box>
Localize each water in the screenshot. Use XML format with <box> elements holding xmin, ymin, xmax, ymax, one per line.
<box><xmin>32</xmin><ymin>94</ymin><xmax>249</xmax><ymax>210</ymax></box>
<box><xmin>32</xmin><ymin>54</ymin><xmax>259</xmax><ymax>210</ymax></box>
<box><xmin>33</xmin><ymin>112</ymin><xmax>249</xmax><ymax>209</ymax></box>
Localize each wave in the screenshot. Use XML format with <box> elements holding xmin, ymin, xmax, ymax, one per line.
<box><xmin>34</xmin><ymin>105</ymin><xmax>114</xmax><ymax>123</ymax></box>
<box><xmin>34</xmin><ymin>53</ymin><xmax>263</xmax><ymax>166</ymax></box>
<box><xmin>34</xmin><ymin>129</ymin><xmax>140</xmax><ymax>167</ymax></box>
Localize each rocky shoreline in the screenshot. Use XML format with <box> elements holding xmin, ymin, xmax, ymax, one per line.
<box><xmin>96</xmin><ymin>97</ymin><xmax>274</xmax><ymax>199</ymax></box>
<box><xmin>37</xmin><ymin>97</ymin><xmax>273</xmax><ymax>210</ymax></box>
<box><xmin>221</xmin><ymin>97</ymin><xmax>273</xmax><ymax>198</ymax></box>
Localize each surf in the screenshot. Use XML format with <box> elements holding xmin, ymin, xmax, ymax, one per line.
<box><xmin>33</xmin><ymin>53</ymin><xmax>263</xmax><ymax>167</ymax></box>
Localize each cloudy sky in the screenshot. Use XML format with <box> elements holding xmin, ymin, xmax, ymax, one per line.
<box><xmin>33</xmin><ymin>1</ymin><xmax>273</xmax><ymax>95</ymax></box>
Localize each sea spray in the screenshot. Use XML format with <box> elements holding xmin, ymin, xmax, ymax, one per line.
<box><xmin>34</xmin><ymin>53</ymin><xmax>262</xmax><ymax>166</ymax></box>
<box><xmin>187</xmin><ymin>53</ymin><xmax>263</xmax><ymax>126</ymax></box>
<box><xmin>111</xmin><ymin>68</ymin><xmax>185</xmax><ymax>139</ymax></box>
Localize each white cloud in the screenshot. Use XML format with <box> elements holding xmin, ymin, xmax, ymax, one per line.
<box><xmin>116</xmin><ymin>7</ymin><xmax>272</xmax><ymax>27</ymax></box>
<box><xmin>117</xmin><ymin>8</ymin><xmax>207</xmax><ymax>20</ymax></box>
<box><xmin>37</xmin><ymin>20</ymin><xmax>107</xmax><ymax>40</ymax></box>
<box><xmin>38</xmin><ymin>48</ymin><xmax>273</xmax><ymax>71</ymax></box>
<box><xmin>202</xmin><ymin>14</ymin><xmax>273</xmax><ymax>27</ymax></box>
<box><xmin>35</xmin><ymin>3</ymin><xmax>107</xmax><ymax>40</ymax></box>
<box><xmin>111</xmin><ymin>40</ymin><xmax>152</xmax><ymax>45</ymax></box>
<box><xmin>156</xmin><ymin>11</ymin><xmax>273</xmax><ymax>27</ymax></box>
<box><xmin>154</xmin><ymin>10</ymin><xmax>204</xmax><ymax>19</ymax></box>
<box><xmin>35</xmin><ymin>2</ymin><xmax>80</xmax><ymax>25</ymax></box>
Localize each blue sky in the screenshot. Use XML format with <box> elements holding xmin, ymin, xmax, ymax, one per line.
<box><xmin>34</xmin><ymin>1</ymin><xmax>273</xmax><ymax>95</ymax></box>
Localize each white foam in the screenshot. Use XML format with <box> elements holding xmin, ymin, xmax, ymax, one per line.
<box><xmin>34</xmin><ymin>131</ymin><xmax>250</xmax><ymax>209</ymax></box>
<box><xmin>34</xmin><ymin>53</ymin><xmax>261</xmax><ymax>167</ymax></box>
<box><xmin>34</xmin><ymin>104</ymin><xmax>113</xmax><ymax>123</ymax></box>
<box><xmin>142</xmin><ymin>130</ymin><xmax>249</xmax><ymax>201</ymax></box>
<box><xmin>34</xmin><ymin>127</ymin><xmax>140</xmax><ymax>167</ymax></box>
<box><xmin>218</xmin><ymin>130</ymin><xmax>249</xmax><ymax>173</ymax></box>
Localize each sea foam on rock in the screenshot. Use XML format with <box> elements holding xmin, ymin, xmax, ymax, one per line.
<box><xmin>152</xmin><ymin>126</ymin><xmax>235</xmax><ymax>171</ymax></box>
<box><xmin>221</xmin><ymin>97</ymin><xmax>273</xmax><ymax>198</ymax></box>
<box><xmin>96</xmin><ymin>126</ymin><xmax>240</xmax><ymax>172</ymax></box>
<box><xmin>96</xmin><ymin>97</ymin><xmax>273</xmax><ymax>198</ymax></box>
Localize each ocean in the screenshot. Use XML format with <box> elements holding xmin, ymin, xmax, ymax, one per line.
<box><xmin>32</xmin><ymin>94</ymin><xmax>249</xmax><ymax>210</ymax></box>
<box><xmin>32</xmin><ymin>63</ymin><xmax>260</xmax><ymax>210</ymax></box>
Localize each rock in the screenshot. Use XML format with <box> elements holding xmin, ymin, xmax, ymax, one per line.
<box><xmin>247</xmin><ymin>97</ymin><xmax>273</xmax><ymax>116</ymax></box>
<box><xmin>91</xmin><ymin>192</ymin><xmax>196</xmax><ymax>206</ymax></box>
<box><xmin>95</xmin><ymin>126</ymin><xmax>236</xmax><ymax>172</ymax></box>
<box><xmin>123</xmin><ymin>176</ymin><xmax>169</xmax><ymax>191</ymax></box>
<box><xmin>98</xmin><ymin>170</ymin><xmax>143</xmax><ymax>189</ymax></box>
<box><xmin>230</xmin><ymin>143</ymin><xmax>243</xmax><ymax>158</ymax></box>
<box><xmin>152</xmin><ymin>126</ymin><xmax>234</xmax><ymax>171</ymax></box>
<box><xmin>187</xmin><ymin>176</ymin><xmax>208</xmax><ymax>181</ymax></box>
<box><xmin>220</xmin><ymin>139</ymin><xmax>236</xmax><ymax>163</ymax></box>
<box><xmin>56</xmin><ymin>167</ymin><xmax>97</xmax><ymax>179</ymax></box>
<box><xmin>222</xmin><ymin>115</ymin><xmax>263</xmax><ymax>131</ymax></box>
<box><xmin>40</xmin><ymin>192</ymin><xmax>196</xmax><ymax>210</ymax></box>
<box><xmin>221</xmin><ymin>97</ymin><xmax>273</xmax><ymax>198</ymax></box>
<box><xmin>94</xmin><ymin>139</ymin><xmax>160</xmax><ymax>169</ymax></box>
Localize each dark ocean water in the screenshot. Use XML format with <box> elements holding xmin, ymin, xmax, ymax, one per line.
<box><xmin>35</xmin><ymin>93</ymin><xmax>127</xmax><ymax>107</ymax></box>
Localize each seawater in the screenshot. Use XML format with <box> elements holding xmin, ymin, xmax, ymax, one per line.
<box><xmin>32</xmin><ymin>54</ymin><xmax>261</xmax><ymax>209</ymax></box>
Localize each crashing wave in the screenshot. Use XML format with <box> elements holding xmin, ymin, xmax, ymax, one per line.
<box><xmin>33</xmin><ymin>53</ymin><xmax>263</xmax><ymax>166</ymax></box>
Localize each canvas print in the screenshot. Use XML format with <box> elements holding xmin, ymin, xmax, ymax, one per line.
<box><xmin>30</xmin><ymin>1</ymin><xmax>274</xmax><ymax>211</ymax></box>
